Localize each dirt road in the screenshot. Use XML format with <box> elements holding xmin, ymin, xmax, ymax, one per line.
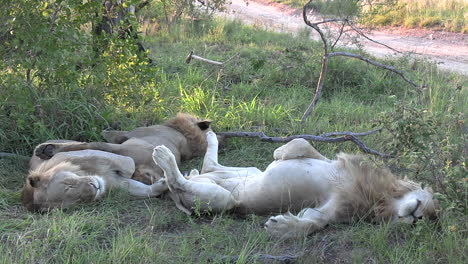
<box><xmin>220</xmin><ymin>0</ymin><xmax>468</xmax><ymax>75</ymax></box>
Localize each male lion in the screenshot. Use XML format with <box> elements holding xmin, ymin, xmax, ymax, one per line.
<box><xmin>22</xmin><ymin>113</ymin><xmax>212</xmax><ymax>212</ymax></box>
<box><xmin>152</xmin><ymin>131</ymin><xmax>439</xmax><ymax>239</ymax></box>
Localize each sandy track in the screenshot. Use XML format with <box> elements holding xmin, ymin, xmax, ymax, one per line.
<box><xmin>219</xmin><ymin>0</ymin><xmax>468</xmax><ymax>75</ymax></box>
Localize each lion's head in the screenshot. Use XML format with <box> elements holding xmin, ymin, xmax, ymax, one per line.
<box><xmin>392</xmin><ymin>188</ymin><xmax>439</xmax><ymax>224</ymax></box>
<box><xmin>335</xmin><ymin>153</ymin><xmax>440</xmax><ymax>224</ymax></box>
<box><xmin>22</xmin><ymin>161</ymin><xmax>106</xmax><ymax>212</ymax></box>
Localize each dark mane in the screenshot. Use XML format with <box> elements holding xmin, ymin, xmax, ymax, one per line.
<box><xmin>164</xmin><ymin>113</ymin><xmax>210</xmax><ymax>157</ymax></box>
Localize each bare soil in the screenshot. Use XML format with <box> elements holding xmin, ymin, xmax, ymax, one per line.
<box><xmin>220</xmin><ymin>0</ymin><xmax>468</xmax><ymax>75</ymax></box>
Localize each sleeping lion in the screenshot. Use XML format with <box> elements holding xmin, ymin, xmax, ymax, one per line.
<box><xmin>22</xmin><ymin>113</ymin><xmax>212</xmax><ymax>212</ymax></box>
<box><xmin>152</xmin><ymin>131</ymin><xmax>439</xmax><ymax>239</ymax></box>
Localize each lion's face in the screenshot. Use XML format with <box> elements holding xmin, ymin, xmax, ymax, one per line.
<box><xmin>23</xmin><ymin>171</ymin><xmax>106</xmax><ymax>212</ymax></box>
<box><xmin>393</xmin><ymin>188</ymin><xmax>439</xmax><ymax>224</ymax></box>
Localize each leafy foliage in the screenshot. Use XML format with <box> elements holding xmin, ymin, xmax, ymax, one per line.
<box><xmin>379</xmin><ymin>102</ymin><xmax>467</xmax><ymax>215</ymax></box>
<box><xmin>0</xmin><ymin>0</ymin><xmax>159</xmax><ymax>152</ymax></box>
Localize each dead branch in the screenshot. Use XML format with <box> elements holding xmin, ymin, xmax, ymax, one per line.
<box><xmin>300</xmin><ymin>0</ymin><xmax>421</xmax><ymax>124</ymax></box>
<box><xmin>346</xmin><ymin>22</ymin><xmax>401</xmax><ymax>54</ymax></box>
<box><xmin>185</xmin><ymin>51</ymin><xmax>224</xmax><ymax>66</ymax></box>
<box><xmin>0</xmin><ymin>152</ymin><xmax>30</xmax><ymax>160</ymax></box>
<box><xmin>331</xmin><ymin>19</ymin><xmax>347</xmax><ymax>49</ymax></box>
<box><xmin>328</xmin><ymin>52</ymin><xmax>418</xmax><ymax>87</ymax></box>
<box><xmin>319</xmin><ymin>127</ymin><xmax>381</xmax><ymax>137</ymax></box>
<box><xmin>216</xmin><ymin>128</ymin><xmax>390</xmax><ymax>158</ymax></box>
<box><xmin>213</xmin><ymin>253</ymin><xmax>301</xmax><ymax>263</ymax></box>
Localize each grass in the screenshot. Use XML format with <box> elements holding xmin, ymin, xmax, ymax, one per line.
<box><xmin>272</xmin><ymin>0</ymin><xmax>468</xmax><ymax>33</ymax></box>
<box><xmin>1</xmin><ymin>14</ymin><xmax>467</xmax><ymax>264</ymax></box>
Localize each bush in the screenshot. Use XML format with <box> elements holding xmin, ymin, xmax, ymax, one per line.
<box><xmin>0</xmin><ymin>0</ymin><xmax>159</xmax><ymax>153</ymax></box>
<box><xmin>379</xmin><ymin>102</ymin><xmax>467</xmax><ymax>215</ymax></box>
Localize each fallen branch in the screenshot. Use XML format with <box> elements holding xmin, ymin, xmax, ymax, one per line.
<box><xmin>213</xmin><ymin>253</ymin><xmax>301</xmax><ymax>263</ymax></box>
<box><xmin>0</xmin><ymin>152</ymin><xmax>30</xmax><ymax>160</ymax></box>
<box><xmin>217</xmin><ymin>128</ymin><xmax>390</xmax><ymax>158</ymax></box>
<box><xmin>185</xmin><ymin>51</ymin><xmax>224</xmax><ymax>66</ymax></box>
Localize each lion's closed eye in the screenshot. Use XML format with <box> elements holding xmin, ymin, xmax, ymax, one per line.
<box><xmin>63</xmin><ymin>183</ymin><xmax>76</xmax><ymax>192</ymax></box>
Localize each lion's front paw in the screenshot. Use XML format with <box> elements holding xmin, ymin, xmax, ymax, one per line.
<box><xmin>264</xmin><ymin>213</ymin><xmax>317</xmax><ymax>239</ymax></box>
<box><xmin>151</xmin><ymin>178</ymin><xmax>169</xmax><ymax>193</ymax></box>
<box><xmin>34</xmin><ymin>144</ymin><xmax>57</xmax><ymax>160</ymax></box>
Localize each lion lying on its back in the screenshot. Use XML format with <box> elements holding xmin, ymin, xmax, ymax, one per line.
<box><xmin>22</xmin><ymin>113</ymin><xmax>212</xmax><ymax>212</ymax></box>
<box><xmin>152</xmin><ymin>131</ymin><xmax>439</xmax><ymax>238</ymax></box>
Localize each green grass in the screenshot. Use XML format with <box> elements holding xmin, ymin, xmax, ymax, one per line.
<box><xmin>1</xmin><ymin>15</ymin><xmax>467</xmax><ymax>263</ymax></box>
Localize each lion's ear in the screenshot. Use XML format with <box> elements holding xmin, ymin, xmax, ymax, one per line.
<box><xmin>197</xmin><ymin>120</ymin><xmax>212</xmax><ymax>130</ymax></box>
<box><xmin>28</xmin><ymin>176</ymin><xmax>40</xmax><ymax>187</ymax></box>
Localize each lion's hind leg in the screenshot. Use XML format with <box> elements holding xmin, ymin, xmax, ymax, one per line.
<box><xmin>273</xmin><ymin>138</ymin><xmax>330</xmax><ymax>161</ymax></box>
<box><xmin>152</xmin><ymin>145</ymin><xmax>239</xmax><ymax>215</ymax></box>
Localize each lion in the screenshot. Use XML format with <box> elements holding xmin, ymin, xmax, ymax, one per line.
<box><xmin>152</xmin><ymin>131</ymin><xmax>439</xmax><ymax>239</ymax></box>
<box><xmin>22</xmin><ymin>113</ymin><xmax>212</xmax><ymax>212</ymax></box>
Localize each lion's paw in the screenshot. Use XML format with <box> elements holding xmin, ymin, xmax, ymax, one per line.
<box><xmin>34</xmin><ymin>144</ymin><xmax>57</xmax><ymax>160</ymax></box>
<box><xmin>264</xmin><ymin>213</ymin><xmax>317</xmax><ymax>239</ymax></box>
<box><xmin>150</xmin><ymin>178</ymin><xmax>169</xmax><ymax>194</ymax></box>
<box><xmin>206</xmin><ymin>131</ymin><xmax>218</xmax><ymax>144</ymax></box>
<box><xmin>152</xmin><ymin>145</ymin><xmax>177</xmax><ymax>170</ymax></box>
<box><xmin>187</xmin><ymin>169</ymin><xmax>199</xmax><ymax>178</ymax></box>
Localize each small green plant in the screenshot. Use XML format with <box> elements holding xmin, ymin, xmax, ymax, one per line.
<box><xmin>379</xmin><ymin>102</ymin><xmax>467</xmax><ymax>215</ymax></box>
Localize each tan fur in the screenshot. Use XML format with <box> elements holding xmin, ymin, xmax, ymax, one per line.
<box><xmin>22</xmin><ymin>113</ymin><xmax>212</xmax><ymax>212</ymax></box>
<box><xmin>164</xmin><ymin>113</ymin><xmax>211</xmax><ymax>158</ymax></box>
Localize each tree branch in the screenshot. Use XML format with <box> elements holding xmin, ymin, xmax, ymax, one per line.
<box><xmin>319</xmin><ymin>127</ymin><xmax>382</xmax><ymax>137</ymax></box>
<box><xmin>213</xmin><ymin>253</ymin><xmax>301</xmax><ymax>263</ymax></box>
<box><xmin>216</xmin><ymin>129</ymin><xmax>390</xmax><ymax>158</ymax></box>
<box><xmin>347</xmin><ymin>22</ymin><xmax>402</xmax><ymax>54</ymax></box>
<box><xmin>301</xmin><ymin>0</ymin><xmax>329</xmax><ymax>124</ymax></box>
<box><xmin>327</xmin><ymin>52</ymin><xmax>419</xmax><ymax>87</ymax></box>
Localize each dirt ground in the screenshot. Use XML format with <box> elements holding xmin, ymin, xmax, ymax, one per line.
<box><xmin>220</xmin><ymin>0</ymin><xmax>468</xmax><ymax>75</ymax></box>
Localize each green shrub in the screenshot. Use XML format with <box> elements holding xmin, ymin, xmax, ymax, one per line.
<box><xmin>379</xmin><ymin>103</ymin><xmax>467</xmax><ymax>215</ymax></box>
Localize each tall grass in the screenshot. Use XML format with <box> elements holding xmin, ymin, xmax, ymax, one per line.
<box><xmin>273</xmin><ymin>0</ymin><xmax>468</xmax><ymax>32</ymax></box>
<box><xmin>365</xmin><ymin>0</ymin><xmax>468</xmax><ymax>32</ymax></box>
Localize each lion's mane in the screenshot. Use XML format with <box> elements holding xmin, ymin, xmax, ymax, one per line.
<box><xmin>164</xmin><ymin>113</ymin><xmax>210</xmax><ymax>157</ymax></box>
<box><xmin>334</xmin><ymin>153</ymin><xmax>421</xmax><ymax>222</ymax></box>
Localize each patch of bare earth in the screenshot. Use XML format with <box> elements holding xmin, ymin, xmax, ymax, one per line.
<box><xmin>220</xmin><ymin>0</ymin><xmax>468</xmax><ymax>75</ymax></box>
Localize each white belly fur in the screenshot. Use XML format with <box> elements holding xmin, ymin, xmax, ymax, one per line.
<box><xmin>217</xmin><ymin>159</ymin><xmax>339</xmax><ymax>214</ymax></box>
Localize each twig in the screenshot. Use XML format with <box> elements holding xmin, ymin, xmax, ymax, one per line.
<box><xmin>328</xmin><ymin>52</ymin><xmax>418</xmax><ymax>87</ymax></box>
<box><xmin>216</xmin><ymin>130</ymin><xmax>391</xmax><ymax>158</ymax></box>
<box><xmin>331</xmin><ymin>19</ymin><xmax>347</xmax><ymax>49</ymax></box>
<box><xmin>0</xmin><ymin>152</ymin><xmax>30</xmax><ymax>160</ymax></box>
<box><xmin>347</xmin><ymin>22</ymin><xmax>402</xmax><ymax>54</ymax></box>
<box><xmin>185</xmin><ymin>51</ymin><xmax>224</xmax><ymax>66</ymax></box>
